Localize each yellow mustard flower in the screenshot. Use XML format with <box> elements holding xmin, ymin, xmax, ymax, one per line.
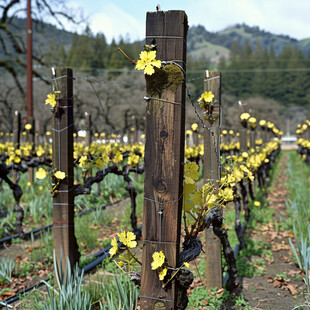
<box><xmin>191</xmin><ymin>123</ymin><xmax>198</xmax><ymax>131</ymax></box>
<box><xmin>45</xmin><ymin>93</ymin><xmax>57</xmax><ymax>108</ymax></box>
<box><xmin>39</xmin><ymin>186</ymin><xmax>44</xmax><ymax>191</ymax></box>
<box><xmin>109</xmin><ymin>237</ymin><xmax>118</xmax><ymax>257</ymax></box>
<box><xmin>218</xmin><ymin>187</ymin><xmax>234</xmax><ymax>202</ymax></box>
<box><xmin>135</xmin><ymin>50</ymin><xmax>161</xmax><ymax>75</ymax></box>
<box><xmin>79</xmin><ymin>155</ymin><xmax>88</xmax><ymax>167</ymax></box>
<box><xmin>159</xmin><ymin>268</ymin><xmax>167</xmax><ymax>281</ymax></box>
<box><xmin>113</xmin><ymin>151</ymin><xmax>123</xmax><ymax>164</ymax></box>
<box><xmin>198</xmin><ymin>91</ymin><xmax>214</xmax><ymax>104</ymax></box>
<box><xmin>25</xmin><ymin>124</ymin><xmax>32</xmax><ymax>130</ymax></box>
<box><xmin>118</xmin><ymin>231</ymin><xmax>137</xmax><ymax>248</ymax></box>
<box><xmin>128</xmin><ymin>154</ymin><xmax>140</xmax><ymax>167</ymax></box>
<box><xmin>248</xmin><ymin>117</ymin><xmax>256</xmax><ymax>124</ymax></box>
<box><xmin>27</xmin><ymin>182</ymin><xmax>31</xmax><ymax>187</ymax></box>
<box><xmin>253</xmin><ymin>201</ymin><xmax>261</xmax><ymax>207</ymax></box>
<box><xmin>36</xmin><ymin>167</ymin><xmax>48</xmax><ymax>180</ymax></box>
<box><xmin>13</xmin><ymin>156</ymin><xmax>21</xmax><ymax>163</ymax></box>
<box><xmin>151</xmin><ymin>251</ymin><xmax>165</xmax><ymax>270</ymax></box>
<box><xmin>184</xmin><ymin>262</ymin><xmax>189</xmax><ymax>268</ymax></box>
<box><xmin>240</xmin><ymin>113</ymin><xmax>250</xmax><ymax>120</ymax></box>
<box><xmin>242</xmin><ymin>152</ymin><xmax>248</xmax><ymax>158</ymax></box>
<box><xmin>54</xmin><ymin>171</ymin><xmax>66</xmax><ymax>180</ymax></box>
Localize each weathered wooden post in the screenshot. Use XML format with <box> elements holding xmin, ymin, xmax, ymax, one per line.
<box><xmin>13</xmin><ymin>111</ymin><xmax>21</xmax><ymax>184</ymax></box>
<box><xmin>140</xmin><ymin>10</ymin><xmax>187</xmax><ymax>310</ymax></box>
<box><xmin>85</xmin><ymin>112</ymin><xmax>92</xmax><ymax>147</ymax></box>
<box><xmin>51</xmin><ymin>67</ymin><xmax>80</xmax><ymax>270</ymax></box>
<box><xmin>203</xmin><ymin>70</ymin><xmax>223</xmax><ymax>290</ymax></box>
<box><xmin>27</xmin><ymin>117</ymin><xmax>35</xmax><ymax>183</ymax></box>
<box><xmin>239</xmin><ymin>100</ymin><xmax>248</xmax><ymax>152</ymax></box>
<box><xmin>191</xmin><ymin>123</ymin><xmax>199</xmax><ymax>146</ymax></box>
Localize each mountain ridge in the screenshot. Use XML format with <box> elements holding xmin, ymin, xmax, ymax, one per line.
<box><xmin>2</xmin><ymin>17</ymin><xmax>310</xmax><ymax>66</ymax></box>
<box><xmin>187</xmin><ymin>23</ymin><xmax>310</xmax><ymax>64</ymax></box>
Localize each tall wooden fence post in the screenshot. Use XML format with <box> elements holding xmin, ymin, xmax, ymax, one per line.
<box><xmin>85</xmin><ymin>112</ymin><xmax>92</xmax><ymax>147</ymax></box>
<box><xmin>203</xmin><ymin>70</ymin><xmax>223</xmax><ymax>290</ymax></box>
<box><xmin>239</xmin><ymin>101</ymin><xmax>248</xmax><ymax>152</ymax></box>
<box><xmin>140</xmin><ymin>10</ymin><xmax>188</xmax><ymax>310</ymax></box>
<box><xmin>13</xmin><ymin>111</ymin><xmax>21</xmax><ymax>184</ymax></box>
<box><xmin>51</xmin><ymin>67</ymin><xmax>80</xmax><ymax>271</ymax></box>
<box><xmin>27</xmin><ymin>117</ymin><xmax>35</xmax><ymax>183</ymax></box>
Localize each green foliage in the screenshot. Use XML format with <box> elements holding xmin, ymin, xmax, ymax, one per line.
<box><xmin>99</xmin><ymin>273</ymin><xmax>139</xmax><ymax>310</ymax></box>
<box><xmin>75</xmin><ymin>216</ymin><xmax>99</xmax><ymax>252</ymax></box>
<box><xmin>89</xmin><ymin>206</ymin><xmax>114</xmax><ymax>227</ymax></box>
<box><xmin>233</xmin><ymin>295</ymin><xmax>255</xmax><ymax>309</ymax></box>
<box><xmin>236</xmin><ymin>238</ymin><xmax>271</xmax><ymax>277</ymax></box>
<box><xmin>19</xmin><ymin>289</ymin><xmax>47</xmax><ymax>310</ymax></box>
<box><xmin>188</xmin><ymin>287</ymin><xmax>230</xmax><ymax>309</ymax></box>
<box><xmin>40</xmin><ymin>250</ymin><xmax>92</xmax><ymax>310</ymax></box>
<box><xmin>286</xmin><ymin>151</ymin><xmax>310</xmax><ymax>238</ymax></box>
<box><xmin>78</xmin><ymin>255</ymin><xmax>98</xmax><ymax>270</ymax></box>
<box><xmin>0</xmin><ymin>257</ymin><xmax>14</xmax><ymax>284</ymax></box>
<box><xmin>289</xmin><ymin>226</ymin><xmax>310</xmax><ymax>293</ymax></box>
<box><xmin>120</xmin><ymin>192</ymin><xmax>143</xmax><ymax>230</ymax></box>
<box><xmin>29</xmin><ymin>229</ymin><xmax>54</xmax><ymax>263</ymax></box>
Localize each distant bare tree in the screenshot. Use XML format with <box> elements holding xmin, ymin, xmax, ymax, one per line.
<box><xmin>0</xmin><ymin>0</ymin><xmax>85</xmax><ymax>96</ymax></box>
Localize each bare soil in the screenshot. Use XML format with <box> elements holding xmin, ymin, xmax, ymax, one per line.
<box><xmin>231</xmin><ymin>153</ymin><xmax>309</xmax><ymax>310</ymax></box>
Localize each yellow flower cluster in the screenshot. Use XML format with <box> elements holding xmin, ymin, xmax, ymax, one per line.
<box><xmin>109</xmin><ymin>231</ymin><xmax>137</xmax><ymax>258</ymax></box>
<box><xmin>135</xmin><ymin>51</ymin><xmax>161</xmax><ymax>75</ymax></box>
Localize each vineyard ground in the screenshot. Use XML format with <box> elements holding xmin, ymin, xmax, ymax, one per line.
<box><xmin>229</xmin><ymin>152</ymin><xmax>308</xmax><ymax>310</ymax></box>
<box><xmin>2</xmin><ymin>151</ymin><xmax>310</xmax><ymax>309</ymax></box>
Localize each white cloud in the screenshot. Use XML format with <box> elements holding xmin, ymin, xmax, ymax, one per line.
<box><xmin>66</xmin><ymin>0</ymin><xmax>310</xmax><ymax>41</ymax></box>
<box><xmin>90</xmin><ymin>3</ymin><xmax>144</xmax><ymax>42</ymax></box>
<box><xmin>186</xmin><ymin>0</ymin><xmax>310</xmax><ymax>39</ymax></box>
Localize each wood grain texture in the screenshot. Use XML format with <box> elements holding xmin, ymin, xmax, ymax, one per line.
<box><xmin>13</xmin><ymin>111</ymin><xmax>20</xmax><ymax>184</ymax></box>
<box><xmin>140</xmin><ymin>10</ymin><xmax>187</xmax><ymax>310</ymax></box>
<box><xmin>203</xmin><ymin>71</ymin><xmax>221</xmax><ymax>182</ymax></box>
<box><xmin>52</xmin><ymin>68</ymin><xmax>80</xmax><ymax>272</ymax></box>
<box><xmin>203</xmin><ymin>71</ymin><xmax>223</xmax><ymax>289</ymax></box>
<box><xmin>239</xmin><ymin>101</ymin><xmax>248</xmax><ymax>152</ymax></box>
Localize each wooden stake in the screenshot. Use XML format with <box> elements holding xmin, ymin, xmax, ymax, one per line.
<box><xmin>85</xmin><ymin>112</ymin><xmax>92</xmax><ymax>147</ymax></box>
<box><xmin>140</xmin><ymin>10</ymin><xmax>187</xmax><ymax>310</ymax></box>
<box><xmin>13</xmin><ymin>111</ymin><xmax>21</xmax><ymax>184</ymax></box>
<box><xmin>203</xmin><ymin>70</ymin><xmax>223</xmax><ymax>290</ymax></box>
<box><xmin>239</xmin><ymin>101</ymin><xmax>248</xmax><ymax>152</ymax></box>
<box><xmin>27</xmin><ymin>117</ymin><xmax>35</xmax><ymax>183</ymax></box>
<box><xmin>51</xmin><ymin>67</ymin><xmax>80</xmax><ymax>271</ymax></box>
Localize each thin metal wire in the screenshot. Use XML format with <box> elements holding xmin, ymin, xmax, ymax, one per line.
<box><xmin>186</xmin><ymin>85</ymin><xmax>222</xmax><ymax>179</ymax></box>
<box><xmin>146</xmin><ymin>35</ymin><xmax>185</xmax><ymax>40</ymax></box>
<box><xmin>204</xmin><ymin>76</ymin><xmax>220</xmax><ymax>82</ymax></box>
<box><xmin>144</xmin><ymin>194</ymin><xmax>183</xmax><ymax>207</ymax></box>
<box><xmin>144</xmin><ymin>96</ymin><xmax>185</xmax><ymax>108</ymax></box>
<box><xmin>51</xmin><ymin>123</ymin><xmax>73</xmax><ymax>133</ymax></box>
<box><xmin>194</xmin><ymin>258</ymin><xmax>203</xmax><ymax>283</ymax></box>
<box><xmin>161</xmin><ymin>60</ymin><xmax>186</xmax><ymax>75</ymax></box>
<box><xmin>139</xmin><ymin>295</ymin><xmax>174</xmax><ymax>303</ymax></box>
<box><xmin>143</xmin><ymin>240</ymin><xmax>178</xmax><ymax>245</ymax></box>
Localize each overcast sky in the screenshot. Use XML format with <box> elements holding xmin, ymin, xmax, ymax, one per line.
<box><xmin>66</xmin><ymin>0</ymin><xmax>310</xmax><ymax>43</ymax></box>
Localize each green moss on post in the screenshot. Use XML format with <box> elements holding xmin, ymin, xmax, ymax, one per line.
<box><xmin>146</xmin><ymin>64</ymin><xmax>184</xmax><ymax>97</ymax></box>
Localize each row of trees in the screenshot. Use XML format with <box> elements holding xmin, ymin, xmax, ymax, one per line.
<box><xmin>218</xmin><ymin>41</ymin><xmax>310</xmax><ymax>107</ymax></box>
<box><xmin>45</xmin><ymin>27</ymin><xmax>142</xmax><ymax>73</ymax></box>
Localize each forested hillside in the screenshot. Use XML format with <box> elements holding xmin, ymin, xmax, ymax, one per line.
<box><xmin>1</xmin><ymin>17</ymin><xmax>310</xmax><ymax>132</ymax></box>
